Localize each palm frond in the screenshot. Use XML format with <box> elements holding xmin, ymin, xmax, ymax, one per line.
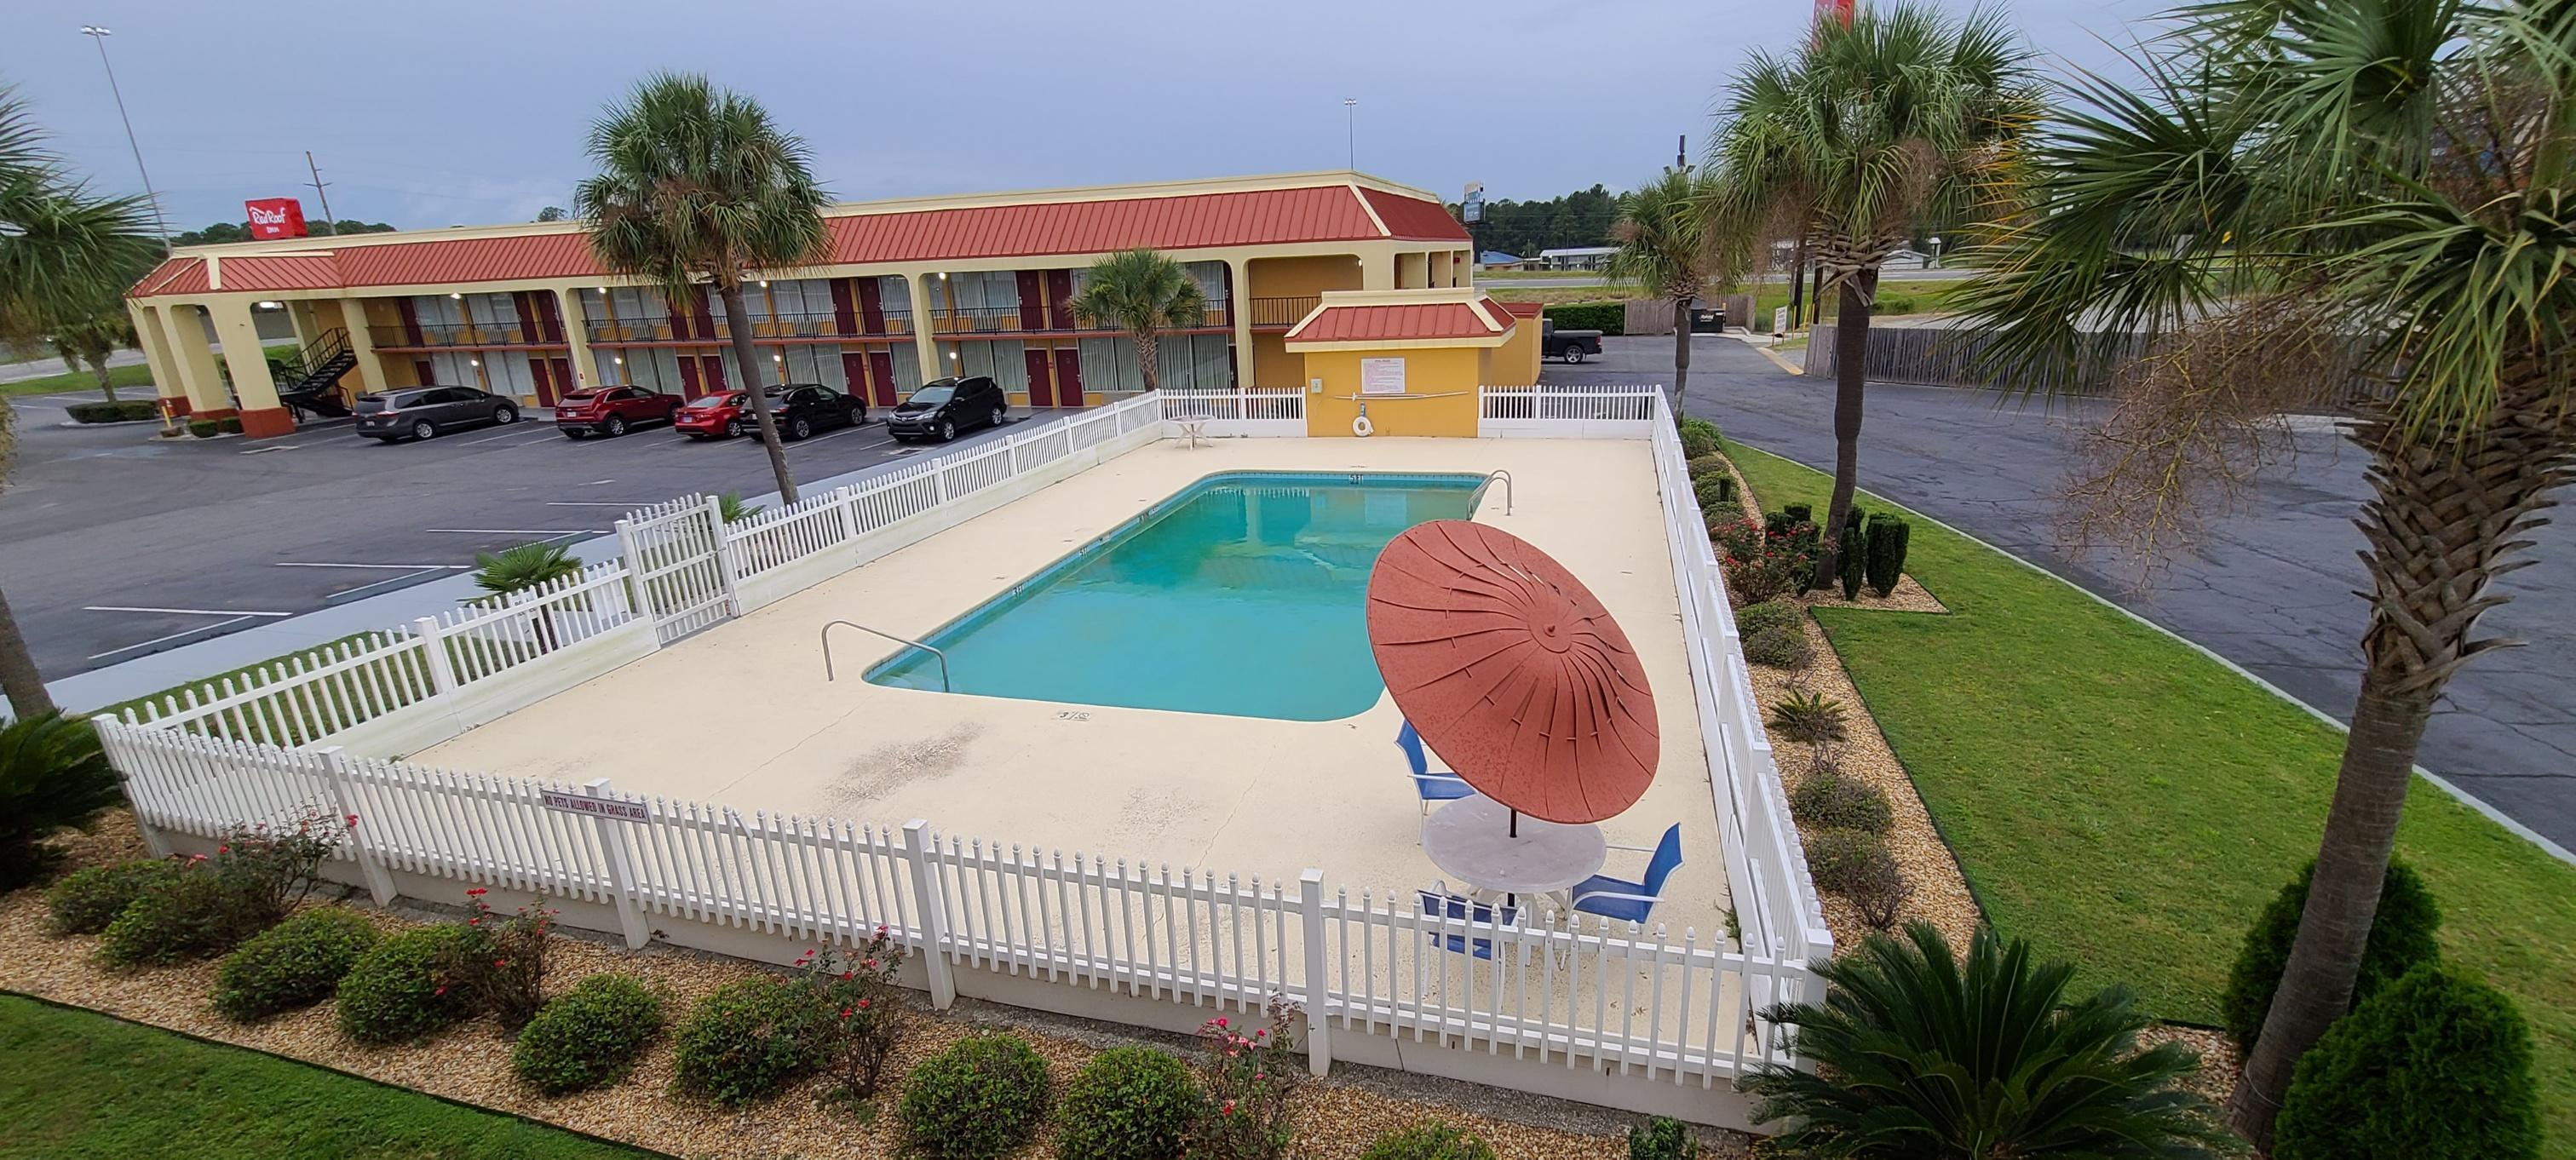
<box><xmin>0</xmin><ymin>86</ymin><xmax>158</xmax><ymax>346</ymax></box>
<box><xmin>574</xmin><ymin>72</ymin><xmax>830</xmax><ymax>307</ymax></box>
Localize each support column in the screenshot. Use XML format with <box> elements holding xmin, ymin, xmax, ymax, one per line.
<box><xmin>1227</xmin><ymin>257</ymin><xmax>1256</xmax><ymax>389</ymax></box>
<box><xmin>555</xmin><ymin>288</ymin><xmax>601</xmax><ymax>390</ymax></box>
<box><xmin>285</xmin><ymin>301</ymin><xmax>318</xmax><ymax>350</ymax></box>
<box><xmin>129</xmin><ymin>301</ymin><xmax>191</xmax><ymax>416</ymax></box>
<box><xmin>205</xmin><ymin>297</ymin><xmax>294</xmax><ymax>437</ymax></box>
<box><xmin>339</xmin><ymin>297</ymin><xmax>387</xmax><ymax>396</ymax></box>
<box><xmin>908</xmin><ymin>273</ymin><xmax>943</xmax><ymax>386</ymax></box>
<box><xmin>163</xmin><ymin>304</ymin><xmax>233</xmax><ymax>418</ymax></box>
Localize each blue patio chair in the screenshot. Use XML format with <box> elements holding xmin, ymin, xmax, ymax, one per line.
<box><xmin>1569</xmin><ymin>824</ymin><xmax>1683</xmax><ymax>924</ymax></box>
<box><xmin>1396</xmin><ymin>721</ymin><xmax>1477</xmax><ymax>815</ymax></box>
<box><xmin>1417</xmin><ymin>888</ymin><xmax>1519</xmax><ymax>960</ymax></box>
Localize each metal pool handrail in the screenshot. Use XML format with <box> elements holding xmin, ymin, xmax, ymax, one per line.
<box><xmin>821</xmin><ymin>620</ymin><xmax>950</xmax><ymax>692</ymax></box>
<box><xmin>1482</xmin><ymin>469</ymin><xmax>1515</xmax><ymax>515</ymax></box>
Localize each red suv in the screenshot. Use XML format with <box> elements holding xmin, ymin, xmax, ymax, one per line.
<box><xmin>673</xmin><ymin>388</ymin><xmax>776</xmax><ymax>440</ymax></box>
<box><xmin>555</xmin><ymin>387</ymin><xmax>681</xmax><ymax>439</ymax></box>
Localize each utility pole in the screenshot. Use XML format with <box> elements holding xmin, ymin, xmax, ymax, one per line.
<box><xmin>78</xmin><ymin>25</ymin><xmax>168</xmax><ymax>247</ymax></box>
<box><xmin>304</xmin><ymin>151</ymin><xmax>337</xmax><ymax>233</ymax></box>
<box><xmin>1676</xmin><ymin>134</ymin><xmax>1686</xmax><ymax>172</ymax></box>
<box><xmin>1342</xmin><ymin>98</ymin><xmax>1359</xmax><ymax>170</ymax></box>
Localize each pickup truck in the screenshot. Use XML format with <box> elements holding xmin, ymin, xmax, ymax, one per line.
<box><xmin>1541</xmin><ymin>318</ymin><xmax>1604</xmax><ymax>363</ymax></box>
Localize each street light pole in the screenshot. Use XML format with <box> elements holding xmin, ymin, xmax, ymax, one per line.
<box><xmin>78</xmin><ymin>25</ymin><xmax>168</xmax><ymax>247</ymax></box>
<box><xmin>1342</xmin><ymin>98</ymin><xmax>1359</xmax><ymax>171</ymax></box>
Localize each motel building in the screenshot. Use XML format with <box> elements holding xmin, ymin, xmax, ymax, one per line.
<box><xmin>124</xmin><ymin>171</ymin><xmax>1543</xmax><ymax>440</ymax></box>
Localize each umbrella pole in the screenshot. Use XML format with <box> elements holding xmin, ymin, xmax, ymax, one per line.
<box><xmin>1509</xmin><ymin>808</ymin><xmax>1519</xmax><ymax>838</ymax></box>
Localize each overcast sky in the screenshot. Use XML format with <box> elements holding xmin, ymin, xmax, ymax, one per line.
<box><xmin>6</xmin><ymin>0</ymin><xmax>2162</xmax><ymax>233</ymax></box>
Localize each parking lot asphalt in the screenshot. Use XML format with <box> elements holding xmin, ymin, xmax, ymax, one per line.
<box><xmin>1550</xmin><ymin>335</ymin><xmax>2575</xmax><ymax>856</ymax></box>
<box><xmin>0</xmin><ymin>390</ymin><xmax>1059</xmax><ymax>683</ymax></box>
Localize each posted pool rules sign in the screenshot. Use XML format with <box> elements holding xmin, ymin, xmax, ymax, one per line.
<box><xmin>244</xmin><ymin>198</ymin><xmax>308</xmax><ymax>239</ymax></box>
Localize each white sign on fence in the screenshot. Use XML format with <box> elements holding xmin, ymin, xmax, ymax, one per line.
<box><xmin>539</xmin><ymin>789</ymin><xmax>650</xmax><ymax>822</ymax></box>
<box><xmin>1360</xmin><ymin>357</ymin><xmax>1407</xmax><ymax>395</ymax></box>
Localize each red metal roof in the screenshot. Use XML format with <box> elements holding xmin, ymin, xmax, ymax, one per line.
<box><xmin>1285</xmin><ymin>301</ymin><xmax>1508</xmax><ymax>343</ymax></box>
<box><xmin>1493</xmin><ymin>299</ymin><xmax>1543</xmax><ymax>318</ymax></box>
<box><xmin>1359</xmin><ymin>187</ymin><xmax>1469</xmax><ymax>242</ymax></box>
<box><xmin>131</xmin><ymin>181</ymin><xmax>1459</xmax><ymax>300</ymax></box>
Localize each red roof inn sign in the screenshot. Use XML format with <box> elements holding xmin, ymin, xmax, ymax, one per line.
<box><xmin>538</xmin><ymin>788</ymin><xmax>651</xmax><ymax>822</ymax></box>
<box><xmin>244</xmin><ymin>198</ymin><xmax>308</xmax><ymax>239</ymax></box>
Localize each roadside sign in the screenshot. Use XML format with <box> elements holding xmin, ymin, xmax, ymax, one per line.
<box><xmin>244</xmin><ymin>198</ymin><xmax>308</xmax><ymax>239</ymax></box>
<box><xmin>539</xmin><ymin>789</ymin><xmax>649</xmax><ymax>822</ymax></box>
<box><xmin>1461</xmin><ymin>182</ymin><xmax>1483</xmax><ymax>224</ymax></box>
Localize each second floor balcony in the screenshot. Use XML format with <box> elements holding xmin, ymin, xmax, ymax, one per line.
<box><xmin>370</xmin><ymin>321</ymin><xmax>552</xmax><ymax>348</ymax></box>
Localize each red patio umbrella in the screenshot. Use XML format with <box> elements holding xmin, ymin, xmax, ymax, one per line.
<box><xmin>1366</xmin><ymin>520</ymin><xmax>1658</xmax><ymax>826</ymax></box>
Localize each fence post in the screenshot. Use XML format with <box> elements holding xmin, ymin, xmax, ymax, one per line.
<box><xmin>317</xmin><ymin>747</ymin><xmax>400</xmax><ymax>905</ymax></box>
<box><xmin>583</xmin><ymin>778</ymin><xmax>653</xmax><ymax>950</ymax></box>
<box><xmin>1003</xmin><ymin>431</ymin><xmax>1021</xmax><ymax>477</ymax></box>
<box><xmin>933</xmin><ymin>459</ymin><xmax>952</xmax><ymax>504</ymax></box>
<box><xmin>699</xmin><ymin>493</ymin><xmax>745</xmax><ymax>613</ymax></box>
<box><xmin>1298</xmin><ymin>868</ymin><xmax>1333</xmax><ymax>1077</ymax></box>
<box><xmin>92</xmin><ymin>716</ymin><xmax>173</xmax><ymax>859</ymax></box>
<box><xmin>410</xmin><ymin>617</ymin><xmax>458</xmax><ymax>697</ymax></box>
<box><xmin>901</xmin><ymin>818</ymin><xmax>957</xmax><ymax>1009</ymax></box>
<box><xmin>613</xmin><ymin>516</ymin><xmax>653</xmax><ymax>622</ymax></box>
<box><xmin>834</xmin><ymin>485</ymin><xmax>860</xmax><ymax>548</ymax></box>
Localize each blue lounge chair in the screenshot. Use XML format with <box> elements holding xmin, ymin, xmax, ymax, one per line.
<box><xmin>1396</xmin><ymin>721</ymin><xmax>1477</xmax><ymax>815</ymax></box>
<box><xmin>1569</xmin><ymin>824</ymin><xmax>1683</xmax><ymax>924</ymax></box>
<box><xmin>1417</xmin><ymin>889</ymin><xmax>1518</xmax><ymax>959</ymax></box>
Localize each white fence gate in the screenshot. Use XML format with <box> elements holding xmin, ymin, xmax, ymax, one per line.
<box><xmin>615</xmin><ymin>495</ymin><xmax>736</xmax><ymax>644</ymax></box>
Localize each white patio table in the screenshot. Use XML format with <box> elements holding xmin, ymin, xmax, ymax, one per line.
<box><xmin>1419</xmin><ymin>795</ymin><xmax>1607</xmax><ymax>912</ymax></box>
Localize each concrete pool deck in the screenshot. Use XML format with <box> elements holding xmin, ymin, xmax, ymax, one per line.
<box><xmin>413</xmin><ymin>436</ymin><xmax>1734</xmax><ymax>936</ymax></box>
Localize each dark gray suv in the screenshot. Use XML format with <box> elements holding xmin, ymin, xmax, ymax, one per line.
<box><xmin>354</xmin><ymin>386</ymin><xmax>521</xmax><ymax>442</ymax></box>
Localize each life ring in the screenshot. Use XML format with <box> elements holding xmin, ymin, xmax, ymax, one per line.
<box><xmin>1352</xmin><ymin>410</ymin><xmax>1375</xmax><ymax>437</ymax></box>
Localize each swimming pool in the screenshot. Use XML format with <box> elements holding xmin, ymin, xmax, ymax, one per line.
<box><xmin>865</xmin><ymin>470</ymin><xmax>1487</xmax><ymax>720</ymax></box>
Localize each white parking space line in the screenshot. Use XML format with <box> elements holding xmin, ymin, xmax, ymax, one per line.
<box><xmin>275</xmin><ymin>562</ymin><xmax>474</xmax><ymax>570</ymax></box>
<box><xmin>461</xmin><ymin>428</ymin><xmax>558</xmax><ymax>446</ymax></box>
<box><xmin>423</xmin><ymin>528</ymin><xmax>597</xmax><ymax>544</ymax></box>
<box><xmin>239</xmin><ymin>444</ymin><xmax>300</xmax><ymax>455</ymax></box>
<box><xmin>324</xmin><ymin>567</ymin><xmax>452</xmax><ymax>600</ymax></box>
<box><xmin>88</xmin><ymin>616</ymin><xmax>262</xmax><ymax>660</ymax></box>
<box><xmin>83</xmin><ymin>605</ymin><xmax>295</xmax><ymax>617</ymax></box>
<box><xmin>543</xmin><ymin>501</ymin><xmax>653</xmax><ymax>507</ymax></box>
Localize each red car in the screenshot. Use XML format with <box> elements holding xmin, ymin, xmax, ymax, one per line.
<box><xmin>555</xmin><ymin>386</ymin><xmax>681</xmax><ymax>439</ymax></box>
<box><xmin>672</xmin><ymin>388</ymin><xmax>774</xmax><ymax>440</ymax></box>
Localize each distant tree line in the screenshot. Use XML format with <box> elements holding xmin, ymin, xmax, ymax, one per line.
<box><xmin>1444</xmin><ymin>185</ymin><xmax>1621</xmax><ymax>258</ymax></box>
<box><xmin>169</xmin><ymin>219</ymin><xmax>399</xmax><ymax>247</ymax></box>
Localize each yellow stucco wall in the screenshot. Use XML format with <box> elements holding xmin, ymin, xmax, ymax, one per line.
<box><xmin>1300</xmin><ymin>347</ymin><xmax>1483</xmax><ymax>438</ymax></box>
<box><xmin>1251</xmin><ymin>333</ymin><xmax>1302</xmax><ymax>389</ymax></box>
<box><xmin>1488</xmin><ymin>312</ymin><xmax>1541</xmax><ymax>387</ymax></box>
<box><xmin>1245</xmin><ymin>255</ymin><xmax>1366</xmax><ymax>299</ymax></box>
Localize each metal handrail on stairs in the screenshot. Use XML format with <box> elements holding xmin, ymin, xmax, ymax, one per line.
<box><xmin>821</xmin><ymin>619</ymin><xmax>951</xmax><ymax>692</ymax></box>
<box><xmin>1482</xmin><ymin>469</ymin><xmax>1514</xmax><ymax>515</ymax></box>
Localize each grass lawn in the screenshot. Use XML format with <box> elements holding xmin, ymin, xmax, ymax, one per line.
<box><xmin>1</xmin><ymin>362</ymin><xmax>155</xmax><ymax>399</ymax></box>
<box><xmin>0</xmin><ymin>994</ymin><xmax>653</xmax><ymax>1158</ymax></box>
<box><xmin>1725</xmin><ymin>440</ymin><xmax>2576</xmax><ymax>1151</ymax></box>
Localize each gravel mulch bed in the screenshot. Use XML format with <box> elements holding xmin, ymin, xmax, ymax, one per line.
<box><xmin>3</xmin><ymin>815</ymin><xmax>1754</xmax><ymax>1159</ymax></box>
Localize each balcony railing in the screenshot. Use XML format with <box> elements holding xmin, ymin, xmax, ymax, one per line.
<box><xmin>582</xmin><ymin>310</ymin><xmax>917</xmax><ymax>344</ymax></box>
<box><xmin>1247</xmin><ymin>296</ymin><xmax>1322</xmax><ymax>328</ymax></box>
<box><xmin>369</xmin><ymin>322</ymin><xmax>552</xmax><ymax>348</ymax></box>
<box><xmin>923</xmin><ymin>301</ymin><xmax>1232</xmax><ymax>334</ymax></box>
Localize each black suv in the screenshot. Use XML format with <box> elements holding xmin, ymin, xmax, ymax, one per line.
<box><xmin>354</xmin><ymin>386</ymin><xmax>521</xmax><ymax>442</ymax></box>
<box><xmin>749</xmin><ymin>383</ymin><xmax>867</xmax><ymax>442</ymax></box>
<box><xmin>887</xmin><ymin>376</ymin><xmax>1008</xmax><ymax>443</ymax></box>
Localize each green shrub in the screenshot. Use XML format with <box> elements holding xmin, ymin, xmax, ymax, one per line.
<box><xmin>669</xmin><ymin>976</ymin><xmax>825</xmax><ymax>1107</ymax></box>
<box><xmin>1734</xmin><ymin>597</ymin><xmax>1803</xmax><ymax>638</ymax></box>
<box><xmin>1804</xmin><ymin>828</ymin><xmax>1897</xmax><ymax>895</ymax></box>
<box><xmin>1767</xmin><ymin>689</ymin><xmax>1848</xmax><ymax>744</ymax></box>
<box><xmin>1626</xmin><ymin>1117</ymin><xmax>1691</xmax><ymax>1160</ymax></box>
<box><xmin>212</xmin><ymin>906</ymin><xmax>379</xmax><ymax>1021</ymax></box>
<box><xmin>187</xmin><ymin>418</ymin><xmax>218</xmax><ymax>438</ymax></box>
<box><xmin>45</xmin><ymin>859</ymin><xmax>179</xmax><ymax>935</ymax></box>
<box><xmin>64</xmin><ymin>399</ymin><xmax>160</xmax><ymax>423</ymax></box>
<box><xmin>1685</xmin><ymin>451</ymin><xmax>1730</xmax><ymax>481</ymax></box>
<box><xmin>1054</xmin><ymin>1045</ymin><xmax>1201</xmax><ymax>1160</ymax></box>
<box><xmin>1692</xmin><ymin>472</ymin><xmax>1739</xmax><ymax>515</ymax></box>
<box><xmin>899</xmin><ymin>1034</ymin><xmax>1051</xmax><ymax>1159</ymax></box>
<box><xmin>2274</xmin><ymin>963</ymin><xmax>2539</xmax><ymax>1160</ymax></box>
<box><xmin>1791</xmin><ymin>774</ymin><xmax>1892</xmax><ymax>836</ymax></box>
<box><xmin>1837</xmin><ymin>519</ymin><xmax>1866</xmax><ymax>599</ymax></box>
<box><xmin>0</xmin><ymin>712</ymin><xmax>122</xmax><ymax>890</ymax></box>
<box><xmin>1864</xmin><ymin>515</ymin><xmax>1911</xmax><ymax>597</ymax></box>
<box><xmin>215</xmin><ymin>416</ymin><xmax>244</xmax><ymax>434</ymax></box>
<box><xmin>1542</xmin><ymin>301</ymin><xmax>1624</xmax><ymax>336</ymax></box>
<box><xmin>1360</xmin><ymin>1123</ymin><xmax>1496</xmax><ymax>1160</ymax></box>
<box><xmin>99</xmin><ymin>870</ymin><xmax>262</xmax><ymax>965</ymax></box>
<box><xmin>1676</xmin><ymin>417</ymin><xmax>1722</xmax><ymax>458</ymax></box>
<box><xmin>2221</xmin><ymin>857</ymin><xmax>2441</xmax><ymax>1053</ymax></box>
<box><xmin>1742</xmin><ymin>624</ymin><xmax>1814</xmax><ymax>669</ymax></box>
<box><xmin>336</xmin><ymin>923</ymin><xmax>492</xmax><ymax>1045</ymax></box>
<box><xmin>514</xmin><ymin>973</ymin><xmax>666</xmax><ymax>1096</ymax></box>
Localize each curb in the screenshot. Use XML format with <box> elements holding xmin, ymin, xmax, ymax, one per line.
<box><xmin>1755</xmin><ymin>346</ymin><xmax>1804</xmax><ymax>376</ymax></box>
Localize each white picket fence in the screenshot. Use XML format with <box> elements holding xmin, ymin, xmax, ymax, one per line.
<box><xmin>1479</xmin><ymin>384</ymin><xmax>1664</xmax><ymax>437</ymax></box>
<box><xmin>1159</xmin><ymin>387</ymin><xmax>1307</xmax><ymax>436</ymax></box>
<box><xmin>98</xmin><ymin>718</ymin><xmax>1812</xmax><ymax>1113</ymax></box>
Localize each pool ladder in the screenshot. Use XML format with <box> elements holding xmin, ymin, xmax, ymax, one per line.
<box><xmin>821</xmin><ymin>620</ymin><xmax>951</xmax><ymax>692</ymax></box>
<box><xmin>1482</xmin><ymin>469</ymin><xmax>1515</xmax><ymax>515</ymax></box>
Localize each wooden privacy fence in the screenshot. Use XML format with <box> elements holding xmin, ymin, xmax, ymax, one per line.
<box><xmin>99</xmin><ymin>719</ymin><xmax>1816</xmax><ymax>1098</ymax></box>
<box><xmin>1801</xmin><ymin>323</ymin><xmax>2141</xmax><ymax>394</ymax></box>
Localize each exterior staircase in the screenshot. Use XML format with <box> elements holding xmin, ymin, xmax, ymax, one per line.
<box><xmin>274</xmin><ymin>328</ymin><xmax>358</xmax><ymax>419</ymax></box>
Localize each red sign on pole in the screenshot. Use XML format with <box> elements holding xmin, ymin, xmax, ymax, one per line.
<box><xmin>1816</xmin><ymin>0</ymin><xmax>1854</xmax><ymax>27</ymax></box>
<box><xmin>244</xmin><ymin>198</ymin><xmax>308</xmax><ymax>239</ymax></box>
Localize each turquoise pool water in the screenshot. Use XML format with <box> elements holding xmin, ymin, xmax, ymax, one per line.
<box><xmin>865</xmin><ymin>471</ymin><xmax>1486</xmax><ymax>720</ymax></box>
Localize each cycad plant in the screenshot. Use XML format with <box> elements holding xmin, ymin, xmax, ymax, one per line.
<box><xmin>1607</xmin><ymin>167</ymin><xmax>1723</xmax><ymax>418</ymax></box>
<box><xmin>1067</xmin><ymin>249</ymin><xmax>1205</xmax><ymax>393</ymax></box>
<box><xmin>0</xmin><ymin>713</ymin><xmax>122</xmax><ymax>889</ymax></box>
<box><xmin>473</xmin><ymin>543</ymin><xmax>584</xmax><ymax>654</ymax></box>
<box><xmin>1707</xmin><ymin>3</ymin><xmax>2038</xmax><ymax>583</ymax></box>
<box><xmin>1739</xmin><ymin>922</ymin><xmax>2231</xmax><ymax>1158</ymax></box>
<box><xmin>577</xmin><ymin>72</ymin><xmax>829</xmax><ymax>502</ymax></box>
<box><xmin>1946</xmin><ymin>0</ymin><xmax>2576</xmax><ymax>1143</ymax></box>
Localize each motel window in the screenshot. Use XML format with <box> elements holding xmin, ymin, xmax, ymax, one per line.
<box><xmin>411</xmin><ymin>294</ymin><xmax>465</xmax><ymax>330</ymax></box>
<box><xmin>945</xmin><ymin>271</ymin><xmax>1018</xmax><ymax>315</ymax></box>
<box><xmin>955</xmin><ymin>341</ymin><xmax>1026</xmax><ymax>391</ymax></box>
<box><xmin>423</xmin><ymin>351</ymin><xmax>476</xmax><ymax>388</ymax></box>
<box><xmin>777</xmin><ymin>344</ymin><xmax>848</xmax><ymax>391</ymax></box>
<box><xmin>486</xmin><ymin>352</ymin><xmax>537</xmax><ymax>397</ymax></box>
<box><xmin>608</xmin><ymin>287</ymin><xmax>665</xmax><ymax>326</ymax></box>
<box><xmin>464</xmin><ymin>293</ymin><xmax>517</xmax><ymax>333</ymax></box>
<box><xmin>1182</xmin><ymin>261</ymin><xmax>1227</xmax><ymax>305</ymax></box>
<box><xmin>890</xmin><ymin>344</ymin><xmax>923</xmax><ymax>392</ymax></box>
<box><xmin>1078</xmin><ymin>334</ymin><xmax>1229</xmax><ymax>393</ymax></box>
<box><xmin>876</xmin><ymin>276</ymin><xmax>912</xmax><ymax>317</ymax></box>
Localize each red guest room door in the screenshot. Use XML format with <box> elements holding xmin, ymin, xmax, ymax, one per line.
<box><xmin>1054</xmin><ymin>348</ymin><xmax>1083</xmax><ymax>407</ymax></box>
<box><xmin>1023</xmin><ymin>348</ymin><xmax>1055</xmax><ymax>408</ymax></box>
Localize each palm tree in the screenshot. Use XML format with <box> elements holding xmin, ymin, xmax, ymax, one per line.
<box><xmin>1739</xmin><ymin>922</ymin><xmax>2231</xmax><ymax>1158</ymax></box>
<box><xmin>49</xmin><ymin>307</ymin><xmax>136</xmax><ymax>402</ymax></box>
<box><xmin>0</xmin><ymin>711</ymin><xmax>121</xmax><ymax>888</ymax></box>
<box><xmin>1067</xmin><ymin>249</ymin><xmax>1205</xmax><ymax>393</ymax></box>
<box><xmin>576</xmin><ymin>72</ymin><xmax>828</xmax><ymax>503</ymax></box>
<box><xmin>1606</xmin><ymin>168</ymin><xmax>1722</xmax><ymax>420</ymax></box>
<box><xmin>0</xmin><ymin>85</ymin><xmax>158</xmax><ymax>719</ymax></box>
<box><xmin>1708</xmin><ymin>3</ymin><xmax>2038</xmax><ymax>582</ymax></box>
<box><xmin>1946</xmin><ymin>1</ymin><xmax>2575</xmax><ymax>1146</ymax></box>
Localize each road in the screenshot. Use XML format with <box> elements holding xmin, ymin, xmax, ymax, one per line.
<box><xmin>1553</xmin><ymin>336</ymin><xmax>2576</xmax><ymax>853</ymax></box>
<box><xmin>0</xmin><ymin>392</ymin><xmax>1052</xmax><ymax>681</ymax></box>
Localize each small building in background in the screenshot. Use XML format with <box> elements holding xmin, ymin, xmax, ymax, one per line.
<box><xmin>1536</xmin><ymin>245</ymin><xmax>1618</xmax><ymax>271</ymax></box>
<box><xmin>1476</xmin><ymin>250</ymin><xmax>1525</xmax><ymax>270</ymax></box>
